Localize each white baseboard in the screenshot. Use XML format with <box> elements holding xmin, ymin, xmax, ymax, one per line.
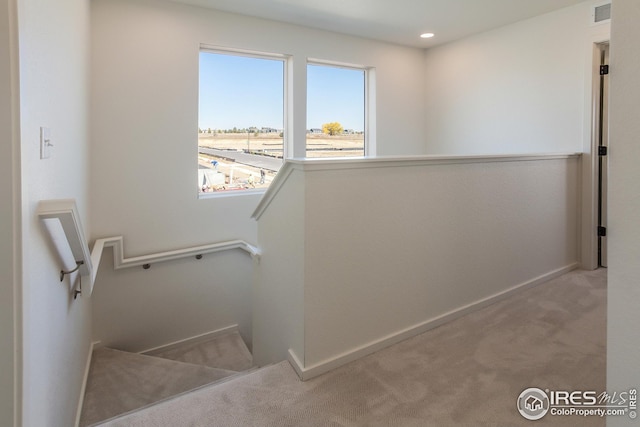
<box><xmin>288</xmin><ymin>263</ymin><xmax>578</xmax><ymax>381</ymax></box>
<box><xmin>287</xmin><ymin>349</ymin><xmax>305</xmax><ymax>379</ymax></box>
<box><xmin>140</xmin><ymin>324</ymin><xmax>239</xmax><ymax>355</ymax></box>
<box><xmin>74</xmin><ymin>340</ymin><xmax>96</xmax><ymax>427</ymax></box>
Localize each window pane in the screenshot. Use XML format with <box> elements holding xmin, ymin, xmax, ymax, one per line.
<box><xmin>198</xmin><ymin>51</ymin><xmax>284</xmax><ymax>194</ymax></box>
<box><xmin>306</xmin><ymin>64</ymin><xmax>365</xmax><ymax>158</ymax></box>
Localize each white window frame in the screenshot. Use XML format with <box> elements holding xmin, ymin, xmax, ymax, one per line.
<box><xmin>198</xmin><ymin>45</ymin><xmax>291</xmax><ymax>198</ymax></box>
<box><xmin>306</xmin><ymin>58</ymin><xmax>376</xmax><ymax>157</ymax></box>
<box><xmin>197</xmin><ymin>49</ymin><xmax>377</xmax><ymax>199</ymax></box>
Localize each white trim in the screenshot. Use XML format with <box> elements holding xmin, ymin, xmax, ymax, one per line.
<box><xmin>140</xmin><ymin>324</ymin><xmax>239</xmax><ymax>355</ymax></box>
<box><xmin>74</xmin><ymin>341</ymin><xmax>96</xmax><ymax>427</ymax></box>
<box><xmin>199</xmin><ymin>44</ymin><xmax>291</xmax><ymax>61</ymax></box>
<box><xmin>307</xmin><ymin>58</ymin><xmax>368</xmax><ymax>71</ymax></box>
<box><xmin>252</xmin><ymin>153</ymin><xmax>581</xmax><ymax>220</ymax></box>
<box><xmin>89</xmin><ymin>238</ymin><xmax>108</xmax><ymax>286</ymax></box>
<box><xmin>365</xmin><ymin>68</ymin><xmax>377</xmax><ymax>157</ymax></box>
<box><xmin>197</xmin><ymin>187</ymin><xmax>267</xmax><ymax>200</ymax></box>
<box><xmin>287</xmin><ymin>349</ymin><xmax>305</xmax><ymax>379</ymax></box>
<box><xmin>288</xmin><ymin>263</ymin><xmax>578</xmax><ymax>381</ymax></box>
<box><xmin>90</xmin><ymin>236</ymin><xmax>260</xmax><ymax>293</ymax></box>
<box><xmin>37</xmin><ymin>199</ymin><xmax>94</xmax><ymax>292</ymax></box>
<box><xmin>197</xmin><ymin>46</ymin><xmax>290</xmax><ymax>198</ymax></box>
<box><xmin>251</xmin><ymin>163</ymin><xmax>296</xmax><ymax>220</ymax></box>
<box><xmin>284</xmin><ymin>51</ymin><xmax>297</xmax><ymax>158</ymax></box>
<box><xmin>306</xmin><ymin>60</ymin><xmax>374</xmax><ymax>158</ymax></box>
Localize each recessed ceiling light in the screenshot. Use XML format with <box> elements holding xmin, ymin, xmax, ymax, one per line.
<box><xmin>420</xmin><ymin>33</ymin><xmax>435</xmax><ymax>39</ymax></box>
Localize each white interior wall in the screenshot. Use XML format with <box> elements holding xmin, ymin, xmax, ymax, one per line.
<box><xmin>89</xmin><ymin>0</ymin><xmax>425</xmax><ymax>352</ymax></box>
<box><xmin>0</xmin><ymin>0</ymin><xmax>17</xmax><ymax>424</ymax></box>
<box><xmin>423</xmin><ymin>2</ymin><xmax>594</xmax><ymax>155</ymax></box>
<box><xmin>16</xmin><ymin>0</ymin><xmax>91</xmax><ymax>425</ymax></box>
<box><xmin>253</xmin><ymin>155</ymin><xmax>580</xmax><ymax>376</ymax></box>
<box><xmin>90</xmin><ymin>0</ymin><xmax>425</xmax><ymax>254</ymax></box>
<box><xmin>4</xmin><ymin>0</ymin><xmax>630</xmax><ymax>422</ymax></box>
<box><xmin>252</xmin><ymin>169</ymin><xmax>305</xmax><ymax>366</ymax></box>
<box><xmin>92</xmin><ymin>248</ymin><xmax>254</xmax><ymax>353</ymax></box>
<box><xmin>303</xmin><ymin>156</ymin><xmax>580</xmax><ymax>370</ymax></box>
<box><xmin>607</xmin><ymin>1</ymin><xmax>640</xmax><ymax>425</ymax></box>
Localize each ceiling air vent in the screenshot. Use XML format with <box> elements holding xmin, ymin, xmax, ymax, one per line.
<box><xmin>593</xmin><ymin>3</ymin><xmax>611</xmax><ymax>24</ymax></box>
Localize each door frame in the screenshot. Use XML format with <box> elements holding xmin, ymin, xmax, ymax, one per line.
<box><xmin>581</xmin><ymin>30</ymin><xmax>610</xmax><ymax>270</ymax></box>
<box><xmin>597</xmin><ymin>43</ymin><xmax>609</xmax><ymax>267</ymax></box>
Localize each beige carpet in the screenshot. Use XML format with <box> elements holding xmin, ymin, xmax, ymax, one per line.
<box><xmin>144</xmin><ymin>331</ymin><xmax>254</xmax><ymax>372</ymax></box>
<box><xmin>99</xmin><ymin>269</ymin><xmax>606</xmax><ymax>426</ymax></box>
<box><xmin>80</xmin><ymin>348</ymin><xmax>238</xmax><ymax>426</ymax></box>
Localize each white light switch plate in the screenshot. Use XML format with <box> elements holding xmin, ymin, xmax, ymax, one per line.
<box><xmin>40</xmin><ymin>127</ymin><xmax>51</xmax><ymax>159</ymax></box>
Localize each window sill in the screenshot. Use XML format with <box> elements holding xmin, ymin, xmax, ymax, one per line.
<box><xmin>198</xmin><ymin>188</ymin><xmax>267</xmax><ymax>200</ymax></box>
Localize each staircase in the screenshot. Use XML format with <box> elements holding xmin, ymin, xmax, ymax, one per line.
<box><xmin>79</xmin><ymin>330</ymin><xmax>256</xmax><ymax>426</ymax></box>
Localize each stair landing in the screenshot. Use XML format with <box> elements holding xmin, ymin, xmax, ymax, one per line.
<box><xmin>144</xmin><ymin>331</ymin><xmax>254</xmax><ymax>372</ymax></box>
<box><xmin>80</xmin><ymin>331</ymin><xmax>253</xmax><ymax>426</ymax></box>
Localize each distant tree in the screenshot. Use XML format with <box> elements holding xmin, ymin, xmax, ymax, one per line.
<box><xmin>322</xmin><ymin>122</ymin><xmax>344</xmax><ymax>136</ymax></box>
<box><xmin>207</xmin><ymin>128</ymin><xmax>212</xmax><ymax>134</ymax></box>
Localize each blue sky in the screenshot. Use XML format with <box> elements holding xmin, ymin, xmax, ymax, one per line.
<box><xmin>307</xmin><ymin>64</ymin><xmax>364</xmax><ymax>131</ymax></box>
<box><xmin>199</xmin><ymin>52</ymin><xmax>365</xmax><ymax>131</ymax></box>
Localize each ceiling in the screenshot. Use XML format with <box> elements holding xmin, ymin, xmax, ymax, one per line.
<box><xmin>168</xmin><ymin>0</ymin><xmax>588</xmax><ymax>48</ymax></box>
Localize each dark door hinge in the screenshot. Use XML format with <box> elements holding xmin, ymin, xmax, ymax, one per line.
<box><xmin>600</xmin><ymin>65</ymin><xmax>609</xmax><ymax>75</ymax></box>
<box><xmin>598</xmin><ymin>226</ymin><xmax>607</xmax><ymax>237</ymax></box>
<box><xmin>598</xmin><ymin>146</ymin><xmax>608</xmax><ymax>156</ymax></box>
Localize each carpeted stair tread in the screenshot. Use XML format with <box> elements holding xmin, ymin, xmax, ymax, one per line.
<box><xmin>79</xmin><ymin>347</ymin><xmax>237</xmax><ymax>426</ymax></box>
<box><xmin>144</xmin><ymin>331</ymin><xmax>254</xmax><ymax>372</ymax></box>
<box><xmin>95</xmin><ymin>361</ymin><xmax>291</xmax><ymax>426</ymax></box>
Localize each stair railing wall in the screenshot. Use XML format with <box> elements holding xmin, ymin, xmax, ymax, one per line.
<box><xmin>252</xmin><ymin>153</ymin><xmax>582</xmax><ymax>380</ymax></box>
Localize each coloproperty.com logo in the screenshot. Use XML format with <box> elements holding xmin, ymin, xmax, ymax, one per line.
<box><xmin>517</xmin><ymin>387</ymin><xmax>637</xmax><ymax>421</ymax></box>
